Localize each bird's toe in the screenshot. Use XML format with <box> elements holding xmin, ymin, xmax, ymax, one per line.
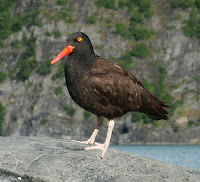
<box><xmin>71</xmin><ymin>139</ymin><xmax>90</xmax><ymax>144</ymax></box>
<box><xmin>84</xmin><ymin>143</ymin><xmax>104</xmax><ymax>151</ymax></box>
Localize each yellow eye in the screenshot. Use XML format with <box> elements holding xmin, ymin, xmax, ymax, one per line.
<box><xmin>77</xmin><ymin>37</ymin><xmax>83</xmax><ymax>42</ymax></box>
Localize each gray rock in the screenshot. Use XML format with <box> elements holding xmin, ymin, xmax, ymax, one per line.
<box><xmin>0</xmin><ymin>137</ymin><xmax>199</xmax><ymax>182</ymax></box>
<box><xmin>0</xmin><ymin>0</ymin><xmax>200</xmax><ymax>144</ymax></box>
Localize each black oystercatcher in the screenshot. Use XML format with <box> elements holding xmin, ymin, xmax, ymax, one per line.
<box><xmin>51</xmin><ymin>32</ymin><xmax>169</xmax><ymax>158</ymax></box>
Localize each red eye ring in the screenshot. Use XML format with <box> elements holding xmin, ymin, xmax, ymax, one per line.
<box><xmin>77</xmin><ymin>37</ymin><xmax>83</xmax><ymax>42</ymax></box>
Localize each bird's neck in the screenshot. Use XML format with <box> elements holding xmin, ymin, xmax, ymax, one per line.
<box><xmin>65</xmin><ymin>52</ymin><xmax>96</xmax><ymax>86</ymax></box>
<box><xmin>68</xmin><ymin>51</ymin><xmax>96</xmax><ymax>65</ymax></box>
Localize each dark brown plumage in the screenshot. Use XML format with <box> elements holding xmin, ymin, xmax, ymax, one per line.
<box><xmin>69</xmin><ymin>57</ymin><xmax>169</xmax><ymax>120</ymax></box>
<box><xmin>51</xmin><ymin>32</ymin><xmax>169</xmax><ymax>158</ymax></box>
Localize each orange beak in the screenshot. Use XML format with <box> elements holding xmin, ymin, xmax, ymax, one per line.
<box><xmin>51</xmin><ymin>45</ymin><xmax>75</xmax><ymax>64</ymax></box>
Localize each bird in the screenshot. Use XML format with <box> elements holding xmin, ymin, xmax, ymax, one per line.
<box><xmin>51</xmin><ymin>32</ymin><xmax>169</xmax><ymax>158</ymax></box>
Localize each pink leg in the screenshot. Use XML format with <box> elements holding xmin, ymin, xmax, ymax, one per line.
<box><xmin>85</xmin><ymin>119</ymin><xmax>115</xmax><ymax>159</ymax></box>
<box><xmin>71</xmin><ymin>117</ymin><xmax>103</xmax><ymax>145</ymax></box>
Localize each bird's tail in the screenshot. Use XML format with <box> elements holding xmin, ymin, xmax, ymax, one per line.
<box><xmin>139</xmin><ymin>90</ymin><xmax>170</xmax><ymax>120</ymax></box>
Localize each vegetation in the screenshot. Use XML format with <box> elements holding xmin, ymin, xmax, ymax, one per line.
<box><xmin>170</xmin><ymin>1</ymin><xmax>200</xmax><ymax>39</ymax></box>
<box><xmin>37</xmin><ymin>60</ymin><xmax>51</xmax><ymax>76</ymax></box>
<box><xmin>0</xmin><ymin>102</ymin><xmax>6</xmax><ymax>135</ymax></box>
<box><xmin>41</xmin><ymin>118</ymin><xmax>48</xmax><ymax>125</ymax></box>
<box><xmin>53</xmin><ymin>29</ymin><xmax>62</xmax><ymax>38</ymax></box>
<box><xmin>171</xmin><ymin>0</ymin><xmax>194</xmax><ymax>9</ymax></box>
<box><xmin>129</xmin><ymin>0</ymin><xmax>153</xmax><ymax>17</ymax></box>
<box><xmin>54</xmin><ymin>86</ymin><xmax>63</xmax><ymax>95</ymax></box>
<box><xmin>0</xmin><ymin>0</ymin><xmax>42</xmax><ymax>47</ymax></box>
<box><xmin>110</xmin><ymin>51</ymin><xmax>134</xmax><ymax>70</ymax></box>
<box><xmin>132</xmin><ymin>112</ymin><xmax>154</xmax><ymax>124</ymax></box>
<box><xmin>118</xmin><ymin>52</ymin><xmax>134</xmax><ymax>70</ymax></box>
<box><xmin>83</xmin><ymin>110</ymin><xmax>92</xmax><ymax>118</ymax></box>
<box><xmin>188</xmin><ymin>120</ymin><xmax>196</xmax><ymax>127</ymax></box>
<box><xmin>45</xmin><ymin>31</ymin><xmax>52</xmax><ymax>36</ymax></box>
<box><xmin>52</xmin><ymin>62</ymin><xmax>65</xmax><ymax>81</ymax></box>
<box><xmin>131</xmin><ymin>28</ymin><xmax>154</xmax><ymax>41</ymax></box>
<box><xmin>11</xmin><ymin>40</ymin><xmax>20</xmax><ymax>49</ymax></box>
<box><xmin>107</xmin><ymin>0</ymin><xmax>154</xmax><ymax>42</ymax></box>
<box><xmin>131</xmin><ymin>43</ymin><xmax>151</xmax><ymax>58</ymax></box>
<box><xmin>15</xmin><ymin>33</ymin><xmax>37</xmax><ymax>81</ymax></box>
<box><xmin>195</xmin><ymin>0</ymin><xmax>200</xmax><ymax>10</ymax></box>
<box><xmin>95</xmin><ymin>0</ymin><xmax>117</xmax><ymax>9</ymax></box>
<box><xmin>182</xmin><ymin>10</ymin><xmax>200</xmax><ymax>39</ymax></box>
<box><xmin>113</xmin><ymin>23</ymin><xmax>154</xmax><ymax>41</ymax></box>
<box><xmin>66</xmin><ymin>17</ymin><xmax>75</xmax><ymax>24</ymax></box>
<box><xmin>25</xmin><ymin>1</ymin><xmax>42</xmax><ymax>27</ymax></box>
<box><xmin>0</xmin><ymin>0</ymin><xmax>22</xmax><ymax>46</ymax></box>
<box><xmin>130</xmin><ymin>9</ymin><xmax>144</xmax><ymax>24</ymax></box>
<box><xmin>64</xmin><ymin>106</ymin><xmax>76</xmax><ymax>117</ymax></box>
<box><xmin>57</xmin><ymin>0</ymin><xmax>68</xmax><ymax>5</ymax></box>
<box><xmin>56</xmin><ymin>8</ymin><xmax>68</xmax><ymax>20</ymax></box>
<box><xmin>0</xmin><ymin>72</ymin><xmax>7</xmax><ymax>83</ymax></box>
<box><xmin>16</xmin><ymin>59</ymin><xmax>37</xmax><ymax>81</ymax></box>
<box><xmin>172</xmin><ymin>14</ymin><xmax>182</xmax><ymax>21</ymax></box>
<box><xmin>88</xmin><ymin>15</ymin><xmax>98</xmax><ymax>24</ymax></box>
<box><xmin>95</xmin><ymin>0</ymin><xmax>153</xmax><ymax>16</ymax></box>
<box><xmin>172</xmin><ymin>124</ymin><xmax>179</xmax><ymax>132</ymax></box>
<box><xmin>31</xmin><ymin>100</ymin><xmax>37</xmax><ymax>110</ymax></box>
<box><xmin>113</xmin><ymin>23</ymin><xmax>132</xmax><ymax>39</ymax></box>
<box><xmin>193</xmin><ymin>75</ymin><xmax>200</xmax><ymax>81</ymax></box>
<box><xmin>51</xmin><ymin>7</ymin><xmax>74</xmax><ymax>23</ymax></box>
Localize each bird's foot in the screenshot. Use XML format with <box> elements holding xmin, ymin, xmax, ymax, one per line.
<box><xmin>71</xmin><ymin>129</ymin><xmax>99</xmax><ymax>145</ymax></box>
<box><xmin>84</xmin><ymin>142</ymin><xmax>107</xmax><ymax>159</ymax></box>
<box><xmin>84</xmin><ymin>120</ymin><xmax>115</xmax><ymax>159</ymax></box>
<box><xmin>71</xmin><ymin>139</ymin><xmax>94</xmax><ymax>145</ymax></box>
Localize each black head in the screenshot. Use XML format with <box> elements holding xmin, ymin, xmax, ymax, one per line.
<box><xmin>67</xmin><ymin>32</ymin><xmax>95</xmax><ymax>55</ymax></box>
<box><xmin>51</xmin><ymin>32</ymin><xmax>95</xmax><ymax>64</ymax></box>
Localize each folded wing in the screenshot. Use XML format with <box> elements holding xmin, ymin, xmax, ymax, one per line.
<box><xmin>84</xmin><ymin>57</ymin><xmax>169</xmax><ymax>120</ymax></box>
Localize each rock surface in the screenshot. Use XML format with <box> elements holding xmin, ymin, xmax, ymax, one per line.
<box><xmin>0</xmin><ymin>137</ymin><xmax>199</xmax><ymax>182</ymax></box>
<box><xmin>0</xmin><ymin>0</ymin><xmax>200</xmax><ymax>145</ymax></box>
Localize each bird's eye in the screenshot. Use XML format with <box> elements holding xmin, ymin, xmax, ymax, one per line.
<box><xmin>77</xmin><ymin>37</ymin><xmax>83</xmax><ymax>42</ymax></box>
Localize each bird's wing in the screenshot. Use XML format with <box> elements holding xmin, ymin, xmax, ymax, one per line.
<box><xmin>83</xmin><ymin>57</ymin><xmax>145</xmax><ymax>110</ymax></box>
